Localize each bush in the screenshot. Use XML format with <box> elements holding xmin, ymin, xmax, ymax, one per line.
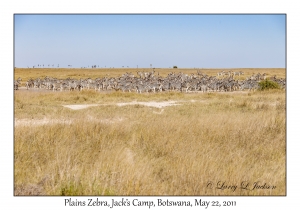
<box><xmin>258</xmin><ymin>79</ymin><xmax>280</xmax><ymax>90</ymax></box>
<box><xmin>173</xmin><ymin>66</ymin><xmax>178</xmax><ymax>68</ymax></box>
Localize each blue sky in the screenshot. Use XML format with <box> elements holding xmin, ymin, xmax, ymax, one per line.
<box><xmin>14</xmin><ymin>14</ymin><xmax>286</xmax><ymax>68</ymax></box>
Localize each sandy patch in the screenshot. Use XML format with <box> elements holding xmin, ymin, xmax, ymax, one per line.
<box><xmin>63</xmin><ymin>101</ymin><xmax>181</xmax><ymax>110</ymax></box>
<box><xmin>63</xmin><ymin>104</ymin><xmax>100</xmax><ymax>110</ymax></box>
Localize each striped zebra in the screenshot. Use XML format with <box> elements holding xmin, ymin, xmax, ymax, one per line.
<box><xmin>14</xmin><ymin>77</ymin><xmax>22</xmax><ymax>90</ymax></box>
<box><xmin>26</xmin><ymin>79</ymin><xmax>34</xmax><ymax>90</ymax></box>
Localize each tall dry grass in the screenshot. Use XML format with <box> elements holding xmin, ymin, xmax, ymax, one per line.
<box><xmin>14</xmin><ymin>88</ymin><xmax>286</xmax><ymax>195</ymax></box>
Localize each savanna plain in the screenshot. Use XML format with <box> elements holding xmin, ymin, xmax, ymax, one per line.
<box><xmin>14</xmin><ymin>68</ymin><xmax>286</xmax><ymax>195</ymax></box>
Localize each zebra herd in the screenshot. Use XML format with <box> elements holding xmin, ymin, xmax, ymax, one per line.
<box><xmin>15</xmin><ymin>70</ymin><xmax>286</xmax><ymax>93</ymax></box>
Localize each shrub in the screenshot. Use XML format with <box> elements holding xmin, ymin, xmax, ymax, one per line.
<box><xmin>258</xmin><ymin>79</ymin><xmax>280</xmax><ymax>90</ymax></box>
<box><xmin>173</xmin><ymin>66</ymin><xmax>178</xmax><ymax>68</ymax></box>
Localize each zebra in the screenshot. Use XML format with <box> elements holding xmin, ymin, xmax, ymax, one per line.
<box><xmin>169</xmin><ymin>81</ymin><xmax>182</xmax><ymax>92</ymax></box>
<box><xmin>217</xmin><ymin>71</ymin><xmax>225</xmax><ymax>78</ymax></box>
<box><xmin>160</xmin><ymin>81</ymin><xmax>171</xmax><ymax>92</ymax></box>
<box><xmin>14</xmin><ymin>77</ymin><xmax>22</xmax><ymax>90</ymax></box>
<box><xmin>136</xmin><ymin>84</ymin><xmax>147</xmax><ymax>93</ymax></box>
<box><xmin>224</xmin><ymin>80</ymin><xmax>235</xmax><ymax>92</ymax></box>
<box><xmin>52</xmin><ymin>82</ymin><xmax>61</xmax><ymax>91</ymax></box>
<box><xmin>148</xmin><ymin>82</ymin><xmax>161</xmax><ymax>93</ymax></box>
<box><xmin>136</xmin><ymin>71</ymin><xmax>144</xmax><ymax>79</ymax></box>
<box><xmin>262</xmin><ymin>73</ymin><xmax>267</xmax><ymax>80</ymax></box>
<box><xmin>207</xmin><ymin>81</ymin><xmax>219</xmax><ymax>92</ymax></box>
<box><xmin>87</xmin><ymin>82</ymin><xmax>97</xmax><ymax>91</ymax></box>
<box><xmin>200</xmin><ymin>84</ymin><xmax>208</xmax><ymax>92</ymax></box>
<box><xmin>181</xmin><ymin>81</ymin><xmax>190</xmax><ymax>93</ymax></box>
<box><xmin>33</xmin><ymin>79</ymin><xmax>42</xmax><ymax>89</ymax></box>
<box><xmin>60</xmin><ymin>82</ymin><xmax>69</xmax><ymax>91</ymax></box>
<box><xmin>121</xmin><ymin>85</ymin><xmax>132</xmax><ymax>92</ymax></box>
<box><xmin>26</xmin><ymin>79</ymin><xmax>34</xmax><ymax>90</ymax></box>
<box><xmin>67</xmin><ymin>80</ymin><xmax>79</xmax><ymax>91</ymax></box>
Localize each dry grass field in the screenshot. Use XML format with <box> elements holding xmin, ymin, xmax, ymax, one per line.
<box><xmin>14</xmin><ymin>68</ymin><xmax>286</xmax><ymax>196</ymax></box>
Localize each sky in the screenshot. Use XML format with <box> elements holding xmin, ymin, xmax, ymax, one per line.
<box><xmin>14</xmin><ymin>14</ymin><xmax>286</xmax><ymax>68</ymax></box>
